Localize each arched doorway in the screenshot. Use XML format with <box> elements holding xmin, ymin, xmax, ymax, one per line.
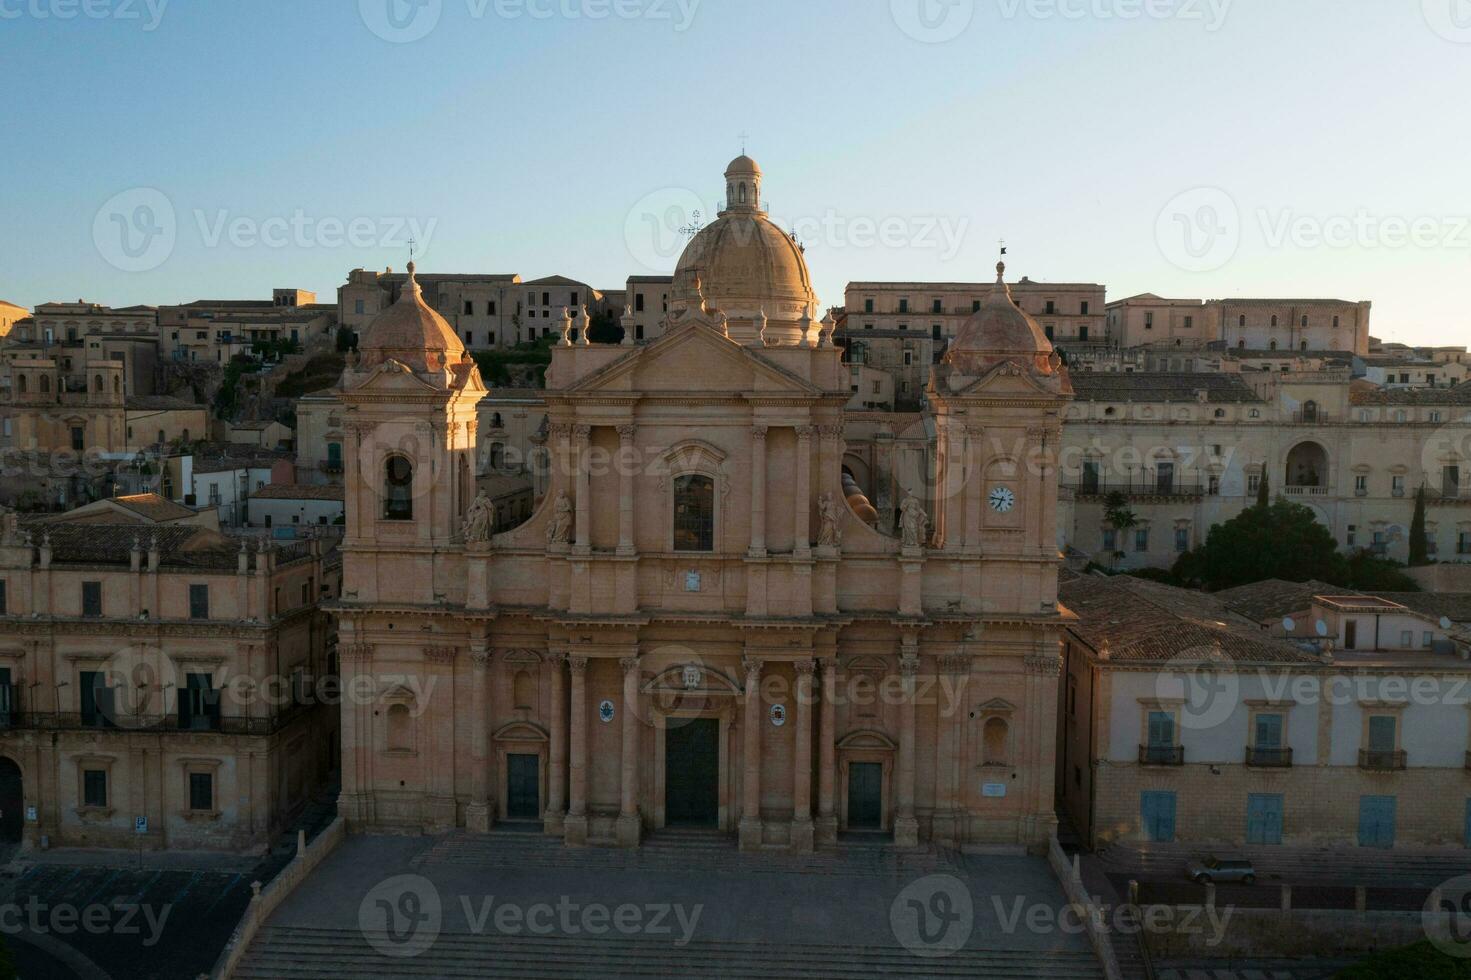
<box><xmin>1285</xmin><ymin>441</ymin><xmax>1329</xmax><ymax>489</ymax></box>
<box><xmin>0</xmin><ymin>757</ymin><xmax>22</xmax><ymax>842</ymax></box>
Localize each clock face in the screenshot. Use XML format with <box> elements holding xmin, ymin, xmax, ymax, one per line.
<box><xmin>989</xmin><ymin>486</ymin><xmax>1017</xmax><ymax>513</ymax></box>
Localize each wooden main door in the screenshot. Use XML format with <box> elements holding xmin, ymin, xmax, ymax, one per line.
<box><xmin>847</xmin><ymin>762</ymin><xmax>883</xmax><ymax>830</ymax></box>
<box><xmin>506</xmin><ymin>754</ymin><xmax>540</xmax><ymax>820</ymax></box>
<box><xmin>665</xmin><ymin>719</ymin><xmax>719</xmax><ymax>827</ymax></box>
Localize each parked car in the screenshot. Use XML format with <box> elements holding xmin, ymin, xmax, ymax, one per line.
<box><xmin>1185</xmin><ymin>855</ymin><xmax>1256</xmax><ymax>885</ymax></box>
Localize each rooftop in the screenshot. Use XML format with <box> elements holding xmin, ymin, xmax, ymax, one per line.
<box><xmin>1060</xmin><ymin>575</ymin><xmax>1319</xmax><ymax>665</ymax></box>
<box><xmin>1215</xmin><ymin>579</ymin><xmax>1358</xmax><ymax>623</ymax></box>
<box><xmin>250</xmin><ymin>483</ymin><xmax>344</xmax><ymax>501</ymax></box>
<box><xmin>1069</xmin><ymin>372</ymin><xmax>1265</xmax><ymax>404</ymax></box>
<box><xmin>1351</xmin><ymin>382</ymin><xmax>1471</xmax><ymax>406</ymax></box>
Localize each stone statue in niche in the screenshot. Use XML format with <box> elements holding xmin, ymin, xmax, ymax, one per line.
<box><xmin>899</xmin><ymin>492</ymin><xmax>928</xmax><ymax>549</ymax></box>
<box><xmin>545</xmin><ymin>490</ymin><xmax>573</xmax><ymax>546</ymax></box>
<box><xmin>816</xmin><ymin>492</ymin><xmax>842</xmax><ymax>548</ymax></box>
<box><xmin>462</xmin><ymin>489</ymin><xmax>492</xmax><ymax>544</ymax></box>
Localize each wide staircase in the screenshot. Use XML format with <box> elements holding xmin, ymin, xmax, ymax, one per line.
<box><xmin>417</xmin><ymin>827</ymin><xmax>968</xmax><ymax>879</ymax></box>
<box><xmin>235</xmin><ymin>927</ymin><xmax>1105</xmax><ymax>978</ymax></box>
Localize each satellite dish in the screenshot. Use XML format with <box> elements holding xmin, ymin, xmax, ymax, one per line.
<box><xmin>1442</xmin><ymin>616</ymin><xmax>1454</xmax><ymax>630</ymax></box>
<box><xmin>1282</xmin><ymin>617</ymin><xmax>1296</xmax><ymax>633</ymax></box>
<box><xmin>1316</xmin><ymin>620</ymin><xmax>1330</xmax><ymax>638</ymax></box>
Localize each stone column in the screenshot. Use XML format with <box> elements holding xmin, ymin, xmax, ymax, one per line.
<box><xmin>465</xmin><ymin>645</ymin><xmax>493</xmax><ymax>832</ymax></box>
<box><xmin>573</xmin><ymin>425</ymin><xmax>591</xmax><ymax>552</ymax></box>
<box><xmin>931</xmin><ymin>653</ymin><xmax>968</xmax><ymax>846</ymax></box>
<box><xmin>895</xmin><ymin>650</ymin><xmax>920</xmax><ymax>847</ymax></box>
<box><xmin>336</xmin><ymin>642</ymin><xmax>368</xmax><ymax>825</ymax></box>
<box><xmin>617</xmin><ymin>425</ymin><xmax>636</xmax><ymax>555</ymax></box>
<box><xmin>739</xmin><ymin>656</ymin><xmax>764</xmax><ymax>851</ymax></box>
<box><xmin>564</xmin><ymin>655</ymin><xmax>590</xmax><ymax>845</ymax></box>
<box><xmin>544</xmin><ymin>653</ymin><xmax>568</xmax><ymax>836</ymax></box>
<box><xmin>964</xmin><ymin>426</ymin><xmax>984</xmax><ymax>553</ymax></box>
<box><xmin>795</xmin><ymin>426</ymin><xmax>814</xmax><ymax>555</ymax></box>
<box><xmin>749</xmin><ymin>425</ymin><xmax>768</xmax><ymax>556</ymax></box>
<box><xmin>815</xmin><ymin>657</ymin><xmax>838</xmax><ymax>845</ymax></box>
<box><xmin>791</xmin><ymin>659</ymin><xmax>816</xmax><ymax>853</ymax></box>
<box><xmin>616</xmin><ymin>656</ymin><xmax>642</xmax><ymax>848</ymax></box>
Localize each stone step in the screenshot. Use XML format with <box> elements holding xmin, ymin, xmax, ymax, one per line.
<box><xmin>237</xmin><ymin>928</ymin><xmax>1103</xmax><ymax>979</ymax></box>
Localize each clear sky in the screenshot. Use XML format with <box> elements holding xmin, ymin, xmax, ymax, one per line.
<box><xmin>2</xmin><ymin>0</ymin><xmax>1468</xmax><ymax>346</ymax></box>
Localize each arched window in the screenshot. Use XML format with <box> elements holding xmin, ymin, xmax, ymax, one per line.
<box><xmin>490</xmin><ymin>443</ymin><xmax>504</xmax><ymax>470</ymax></box>
<box><xmin>983</xmin><ymin>717</ymin><xmax>1009</xmax><ymax>765</ymax></box>
<box><xmin>739</xmin><ymin>183</ymin><xmax>747</xmax><ymax>204</ymax></box>
<box><xmin>181</xmin><ymin>428</ymin><xmax>190</xmax><ymax>442</ymax></box>
<box><xmin>1300</xmin><ymin>340</ymin><xmax>1309</xmax><ymax>352</ymax></box>
<box><xmin>1271</xmin><ymin>315</ymin><xmax>1279</xmax><ymax>327</ymax></box>
<box><xmin>387</xmin><ymin>704</ymin><xmax>412</xmax><ymax>751</ymax></box>
<box><xmin>1302</xmin><ymin>400</ymin><xmax>1319</xmax><ymax>423</ymax></box>
<box><xmin>1237</xmin><ymin>339</ymin><xmax>1246</xmax><ymax>349</ymax></box>
<box><xmin>39</xmin><ymin>376</ymin><xmax>49</xmax><ymax>394</ymax></box>
<box><xmin>384</xmin><ymin>455</ymin><xmax>414</xmax><ymax>520</ymax></box>
<box><xmin>1301</xmin><ymin>315</ymin><xmax>1309</xmax><ymax>328</ymax></box>
<box><xmin>16</xmin><ymin>376</ymin><xmax>26</xmax><ymax>395</ymax></box>
<box><xmin>157</xmin><ymin>429</ymin><xmax>165</xmax><ymax>445</ymax></box>
<box><xmin>673</xmin><ymin>474</ymin><xmax>715</xmax><ymax>552</ymax></box>
<box><xmin>491</xmin><ymin>412</ymin><xmax>503</xmax><ymax>428</ymax></box>
<box><xmin>1239</xmin><ymin>315</ymin><xmax>1246</xmax><ymax>327</ymax></box>
<box><xmin>93</xmin><ymin>375</ymin><xmax>102</xmax><ymax>393</ymax></box>
<box><xmin>1269</xmin><ymin>340</ymin><xmax>1278</xmax><ymax>351</ymax></box>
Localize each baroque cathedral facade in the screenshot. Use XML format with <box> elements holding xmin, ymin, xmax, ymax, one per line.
<box><xmin>335</xmin><ymin>156</ymin><xmax>1073</xmax><ymax>852</ymax></box>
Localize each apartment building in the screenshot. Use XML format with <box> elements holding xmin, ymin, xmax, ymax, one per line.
<box><xmin>1106</xmin><ymin>295</ymin><xmax>1372</xmax><ymax>355</ymax></box>
<box><xmin>0</xmin><ymin>512</ymin><xmax>340</xmax><ymax>852</ymax></box>
<box><xmin>158</xmin><ymin>291</ymin><xmax>336</xmax><ymax>364</ymax></box>
<box><xmin>1058</xmin><ymin>573</ymin><xmax>1471</xmax><ymax>850</ymax></box>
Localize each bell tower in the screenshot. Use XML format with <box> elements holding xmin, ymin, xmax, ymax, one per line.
<box><xmin>338</xmin><ymin>262</ymin><xmax>486</xmax><ymax>606</ymax></box>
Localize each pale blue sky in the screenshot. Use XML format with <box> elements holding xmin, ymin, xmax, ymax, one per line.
<box><xmin>2</xmin><ymin>0</ymin><xmax>1468</xmax><ymax>345</ymax></box>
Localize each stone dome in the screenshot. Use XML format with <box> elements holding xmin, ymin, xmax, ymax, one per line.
<box><xmin>359</xmin><ymin>261</ymin><xmax>466</xmax><ymax>373</ymax></box>
<box><xmin>944</xmin><ymin>261</ymin><xmax>1060</xmax><ymax>376</ymax></box>
<box><xmin>670</xmin><ymin>156</ymin><xmax>819</xmax><ymax>346</ymax></box>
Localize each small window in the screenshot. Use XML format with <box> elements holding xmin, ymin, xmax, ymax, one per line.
<box><xmin>189</xmin><ymin>772</ymin><xmax>213</xmax><ymax>812</ymax></box>
<box><xmin>0</xmin><ymin>580</ymin><xmax>7</xmax><ymax>616</ymax></box>
<box><xmin>82</xmin><ymin>581</ymin><xmax>102</xmax><ymax>618</ymax></box>
<box><xmin>83</xmin><ymin>769</ymin><xmax>108</xmax><ymax>808</ymax></box>
<box><xmin>189</xmin><ymin>584</ymin><xmax>209</xmax><ymax>620</ymax></box>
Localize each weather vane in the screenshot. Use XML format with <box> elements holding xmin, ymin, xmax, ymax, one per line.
<box><xmin>408</xmin><ymin>237</ymin><xmax>418</xmax><ymax>264</ymax></box>
<box><xmin>998</xmin><ymin>238</ymin><xmax>1007</xmax><ymax>257</ymax></box>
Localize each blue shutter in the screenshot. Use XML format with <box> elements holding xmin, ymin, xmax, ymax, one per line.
<box><xmin>1358</xmin><ymin>796</ymin><xmax>1396</xmax><ymax>849</ymax></box>
<box><xmin>1142</xmin><ymin>791</ymin><xmax>1177</xmax><ymax>843</ymax></box>
<box><xmin>1247</xmin><ymin>794</ymin><xmax>1284</xmax><ymax>845</ymax></box>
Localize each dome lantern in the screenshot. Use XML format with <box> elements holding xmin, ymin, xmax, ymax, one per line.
<box><xmin>724</xmin><ymin>155</ymin><xmax>762</xmax><ymax>214</ymax></box>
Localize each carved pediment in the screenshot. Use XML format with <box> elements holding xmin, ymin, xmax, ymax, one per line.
<box><xmin>380</xmin><ymin>684</ymin><xmax>419</xmax><ymax>706</ymax></box>
<box><xmin>975</xmin><ymin>697</ymin><xmax>1017</xmax><ymax>716</ymax></box>
<box><xmin>563</xmin><ymin>320</ymin><xmax>822</xmax><ymax>397</ymax></box>
<box><xmin>642</xmin><ymin>664</ymin><xmax>742</xmax><ymax>697</ymax></box>
<box><xmin>500</xmin><ymin>649</ymin><xmax>543</xmax><ymax>666</ymax></box>
<box><xmin>837</xmin><ymin>728</ymin><xmax>898</xmax><ymax>751</ymax></box>
<box><xmin>842</xmin><ymin>655</ymin><xmax>891</xmax><ymax>677</ymax></box>
<box><xmin>349</xmin><ymin>361</ymin><xmax>442</xmax><ymax>393</ymax></box>
<box><xmin>492</xmin><ymin>720</ymin><xmax>549</xmax><ymax>743</ymax></box>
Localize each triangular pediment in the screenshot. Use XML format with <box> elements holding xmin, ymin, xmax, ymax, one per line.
<box><xmin>944</xmin><ymin>360</ymin><xmax>1061</xmax><ymax>399</ymax></box>
<box><xmin>564</xmin><ymin>321</ymin><xmax>821</xmax><ymax>397</ymax></box>
<box><xmin>348</xmin><ymin>360</ymin><xmax>444</xmax><ymax>394</ymax></box>
<box><xmin>492</xmin><ymin>720</ymin><xmax>549</xmax><ymax>742</ymax></box>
